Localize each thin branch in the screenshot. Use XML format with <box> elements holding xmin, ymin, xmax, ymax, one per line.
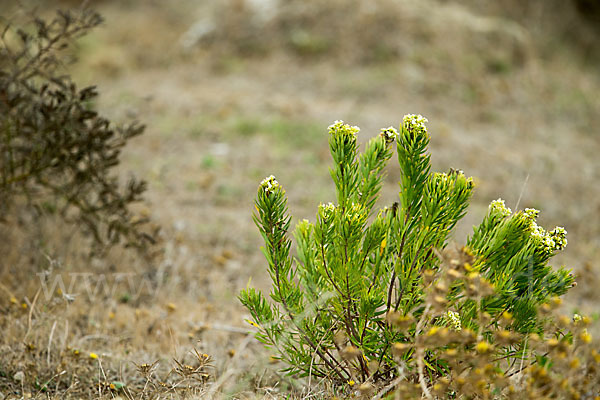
<box><xmin>267</xmin><ymin>221</ymin><xmax>350</xmax><ymax>381</ymax></box>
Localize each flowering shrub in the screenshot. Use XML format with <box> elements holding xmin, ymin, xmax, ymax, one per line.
<box><xmin>239</xmin><ymin>116</ymin><xmax>595</xmax><ymax>397</ymax></box>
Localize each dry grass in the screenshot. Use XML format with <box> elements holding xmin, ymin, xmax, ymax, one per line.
<box><xmin>1</xmin><ymin>0</ymin><xmax>599</xmax><ymax>398</ymax></box>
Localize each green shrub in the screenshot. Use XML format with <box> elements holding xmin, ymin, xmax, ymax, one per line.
<box><xmin>239</xmin><ymin>116</ymin><xmax>596</xmax><ymax>397</ymax></box>
<box><xmin>0</xmin><ymin>9</ymin><xmax>156</xmax><ymax>251</ymax></box>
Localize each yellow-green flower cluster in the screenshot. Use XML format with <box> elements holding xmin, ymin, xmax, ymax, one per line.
<box><xmin>443</xmin><ymin>310</ymin><xmax>462</xmax><ymax>331</ymax></box>
<box><xmin>318</xmin><ymin>202</ymin><xmax>336</xmax><ymax>221</ymax></box>
<box><xmin>510</xmin><ymin>207</ymin><xmax>567</xmax><ymax>253</ymax></box>
<box><xmin>402</xmin><ymin>114</ymin><xmax>428</xmax><ymax>135</ymax></box>
<box><xmin>380</xmin><ymin>126</ymin><xmax>399</xmax><ymax>143</ymax></box>
<box><xmin>328</xmin><ymin>120</ymin><xmax>360</xmax><ymax>137</ymax></box>
<box><xmin>321</xmin><ymin>202</ymin><xmax>335</xmax><ymax>212</ymax></box>
<box><xmin>523</xmin><ymin>208</ymin><xmax>540</xmax><ymax>221</ymax></box>
<box><xmin>489</xmin><ymin>198</ymin><xmax>512</xmax><ymax>218</ymax></box>
<box><xmin>530</xmin><ymin>223</ymin><xmax>553</xmax><ymax>253</ymax></box>
<box><xmin>530</xmin><ymin>221</ymin><xmax>567</xmax><ymax>253</ymax></box>
<box><xmin>530</xmin><ymin>222</ymin><xmax>548</xmax><ymax>243</ymax></box>
<box><xmin>550</xmin><ymin>226</ymin><xmax>567</xmax><ymax>250</ymax></box>
<box><xmin>260</xmin><ymin>175</ymin><xmax>280</xmax><ymax>194</ymax></box>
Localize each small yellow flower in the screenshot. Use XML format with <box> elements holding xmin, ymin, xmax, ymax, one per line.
<box><xmin>540</xmin><ymin>303</ymin><xmax>552</xmax><ymax>314</ymax></box>
<box><xmin>529</xmin><ymin>333</ymin><xmax>540</xmax><ymax>342</ymax></box>
<box><xmin>466</xmin><ymin>272</ymin><xmax>479</xmax><ymax>280</ymax></box>
<box><xmin>580</xmin><ymin>330</ymin><xmax>592</xmax><ymax>344</ymax></box>
<box><xmin>447</xmin><ymin>269</ymin><xmax>462</xmax><ymax>280</ymax></box>
<box><xmin>591</xmin><ymin>350</ymin><xmax>600</xmax><ymax>363</ymax></box>
<box><xmin>427</xmin><ymin>327</ymin><xmax>440</xmax><ymax>336</ymax></box>
<box><xmin>558</xmin><ymin>315</ymin><xmax>571</xmax><ymax>326</ymax></box>
<box><xmin>347</xmin><ymin>380</ymin><xmax>355</xmax><ymax>386</ymax></box>
<box><xmin>569</xmin><ymin>357</ymin><xmax>580</xmax><ymax>369</ymax></box>
<box><xmin>9</xmin><ymin>296</ymin><xmax>17</xmax><ymax>304</ymax></box>
<box><xmin>550</xmin><ymin>296</ymin><xmax>563</xmax><ymax>307</ymax></box>
<box><xmin>89</xmin><ymin>352</ymin><xmax>98</xmax><ymax>359</ymax></box>
<box><xmin>475</xmin><ymin>341</ymin><xmax>492</xmax><ymax>354</ymax></box>
<box><xmin>445</xmin><ymin>348</ymin><xmax>458</xmax><ymax>357</ymax></box>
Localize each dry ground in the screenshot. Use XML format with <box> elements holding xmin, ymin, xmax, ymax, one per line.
<box><xmin>1</xmin><ymin>0</ymin><xmax>599</xmax><ymax>398</ymax></box>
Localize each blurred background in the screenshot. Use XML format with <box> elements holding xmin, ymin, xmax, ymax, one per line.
<box><xmin>1</xmin><ymin>0</ymin><xmax>599</xmax><ymax>396</ymax></box>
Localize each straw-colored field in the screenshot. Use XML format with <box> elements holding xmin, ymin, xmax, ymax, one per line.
<box><xmin>1</xmin><ymin>1</ymin><xmax>599</xmax><ymax>398</ymax></box>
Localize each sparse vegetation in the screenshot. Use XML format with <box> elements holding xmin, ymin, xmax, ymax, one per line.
<box><xmin>0</xmin><ymin>1</ymin><xmax>599</xmax><ymax>399</ymax></box>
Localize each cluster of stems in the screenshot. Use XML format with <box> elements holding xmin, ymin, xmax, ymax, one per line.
<box><xmin>240</xmin><ymin>116</ymin><xmax>574</xmax><ymax>386</ymax></box>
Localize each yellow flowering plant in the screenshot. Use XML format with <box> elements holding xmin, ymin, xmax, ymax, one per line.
<box><xmin>239</xmin><ymin>116</ymin><xmax>578</xmax><ymax>394</ymax></box>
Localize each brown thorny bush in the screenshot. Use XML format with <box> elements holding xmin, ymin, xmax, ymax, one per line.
<box><xmin>0</xmin><ymin>9</ymin><xmax>157</xmax><ymax>253</ymax></box>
